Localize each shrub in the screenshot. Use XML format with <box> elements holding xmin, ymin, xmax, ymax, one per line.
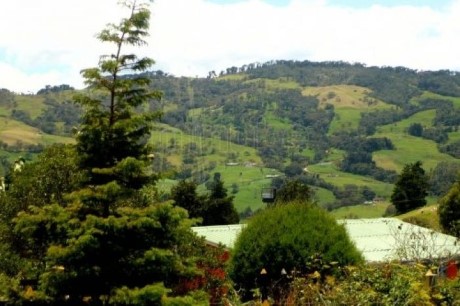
<box><xmin>230</xmin><ymin>202</ymin><xmax>363</xmax><ymax>298</ymax></box>
<box><xmin>287</xmin><ymin>263</ymin><xmax>457</xmax><ymax>306</ymax></box>
<box><xmin>438</xmin><ymin>182</ymin><xmax>460</xmax><ymax>237</ymax></box>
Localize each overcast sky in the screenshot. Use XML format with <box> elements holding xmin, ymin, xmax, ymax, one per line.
<box><xmin>1</xmin><ymin>0</ymin><xmax>459</xmax><ymax>93</ymax></box>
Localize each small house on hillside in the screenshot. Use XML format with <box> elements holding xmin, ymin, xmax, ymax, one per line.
<box><xmin>192</xmin><ymin>218</ymin><xmax>460</xmax><ymax>262</ymax></box>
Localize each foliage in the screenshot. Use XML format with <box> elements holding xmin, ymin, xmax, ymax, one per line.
<box><xmin>391</xmin><ymin>161</ymin><xmax>429</xmax><ymax>214</ymax></box>
<box><xmin>203</xmin><ymin>173</ymin><xmax>239</xmax><ymax>225</ymax></box>
<box><xmin>171</xmin><ymin>175</ymin><xmax>239</xmax><ymax>225</ymax></box>
<box><xmin>274</xmin><ymin>178</ymin><xmax>313</xmax><ymax>204</ymax></box>
<box><xmin>110</xmin><ymin>283</ymin><xmax>209</xmax><ymax>306</ymax></box>
<box><xmin>428</xmin><ymin>161</ymin><xmax>460</xmax><ymax>196</ymax></box>
<box><xmin>36</xmin><ymin>84</ymin><xmax>75</xmax><ymax>95</ymax></box>
<box><xmin>285</xmin><ymin>262</ymin><xmax>459</xmax><ymax>306</ymax></box>
<box><xmin>11</xmin><ymin>203</ymin><xmax>206</xmax><ymax>303</ymax></box>
<box><xmin>171</xmin><ymin>180</ymin><xmax>207</xmax><ymax>219</ymax></box>
<box><xmin>0</xmin><ymin>144</ymin><xmax>84</xmax><ymax>223</ymax></box>
<box><xmin>230</xmin><ymin>202</ymin><xmax>363</xmax><ymax>299</ymax></box>
<box><xmin>438</xmin><ymin>182</ymin><xmax>460</xmax><ymax>237</ymax></box>
<box><xmin>440</xmin><ymin>140</ymin><xmax>460</xmax><ymax>158</ymax></box>
<box><xmin>408</xmin><ymin>123</ymin><xmax>423</xmax><ymax>137</ymax></box>
<box><xmin>73</xmin><ymin>0</ymin><xmax>161</xmax><ymax>216</ymax></box>
<box><xmin>0</xmin><ymin>1</ymin><xmax>214</xmax><ymax>304</ymax></box>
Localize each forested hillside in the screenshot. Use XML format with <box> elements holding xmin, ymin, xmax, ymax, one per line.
<box><xmin>2</xmin><ymin>60</ymin><xmax>460</xmax><ymax>217</ymax></box>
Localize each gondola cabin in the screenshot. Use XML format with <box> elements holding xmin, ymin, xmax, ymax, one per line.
<box><xmin>261</xmin><ymin>187</ymin><xmax>276</xmax><ymax>203</ymax></box>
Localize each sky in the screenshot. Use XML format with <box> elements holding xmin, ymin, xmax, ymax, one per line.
<box><xmin>1</xmin><ymin>0</ymin><xmax>459</xmax><ymax>93</ymax></box>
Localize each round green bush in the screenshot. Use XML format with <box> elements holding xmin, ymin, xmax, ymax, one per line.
<box><xmin>230</xmin><ymin>202</ymin><xmax>363</xmax><ymax>295</ymax></box>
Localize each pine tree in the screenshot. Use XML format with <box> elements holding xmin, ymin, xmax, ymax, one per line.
<box><xmin>203</xmin><ymin>173</ymin><xmax>239</xmax><ymax>225</ymax></box>
<box><xmin>73</xmin><ymin>0</ymin><xmax>162</xmax><ymax>216</ymax></box>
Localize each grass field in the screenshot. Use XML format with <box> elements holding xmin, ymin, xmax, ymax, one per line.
<box><xmin>396</xmin><ymin>202</ymin><xmax>441</xmax><ymax>231</ymax></box>
<box><xmin>302</xmin><ymin>85</ymin><xmax>389</xmax><ymax>109</ymax></box>
<box><xmin>15</xmin><ymin>95</ymin><xmax>46</xmax><ymax>119</ymax></box>
<box><xmin>245</xmin><ymin>77</ymin><xmax>301</xmax><ymax>90</ymax></box>
<box><xmin>373</xmin><ymin>133</ymin><xmax>455</xmax><ymax>172</ymax></box>
<box><xmin>372</xmin><ymin>109</ymin><xmax>456</xmax><ymax>172</ymax></box>
<box><xmin>0</xmin><ymin>118</ymin><xmax>41</xmax><ymax>145</ymax></box>
<box><xmin>328</xmin><ymin>107</ymin><xmax>363</xmax><ymax>132</ymax></box>
<box><xmin>302</xmin><ymin>85</ymin><xmax>392</xmax><ymax>134</ymax></box>
<box><xmin>330</xmin><ymin>202</ymin><xmax>390</xmax><ymax>219</ymax></box>
<box><xmin>150</xmin><ymin>128</ymin><xmax>262</xmax><ymax>167</ymax></box>
<box><xmin>307</xmin><ymin>162</ymin><xmax>394</xmax><ymax>198</ymax></box>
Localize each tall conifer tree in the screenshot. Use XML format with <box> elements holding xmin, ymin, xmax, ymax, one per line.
<box><xmin>73</xmin><ymin>0</ymin><xmax>162</xmax><ymax>216</ymax></box>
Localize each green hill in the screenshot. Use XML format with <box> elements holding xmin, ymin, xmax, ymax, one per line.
<box><xmin>2</xmin><ymin>61</ymin><xmax>460</xmax><ymax>219</ymax></box>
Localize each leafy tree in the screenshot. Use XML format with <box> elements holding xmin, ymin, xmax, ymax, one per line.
<box><xmin>274</xmin><ymin>178</ymin><xmax>313</xmax><ymax>204</ymax></box>
<box><xmin>429</xmin><ymin>161</ymin><xmax>460</xmax><ymax>196</ymax></box>
<box><xmin>438</xmin><ymin>182</ymin><xmax>460</xmax><ymax>237</ymax></box>
<box><xmin>230</xmin><ymin>202</ymin><xmax>363</xmax><ymax>300</ymax></box>
<box><xmin>407</xmin><ymin>123</ymin><xmax>423</xmax><ymax>137</ymax></box>
<box><xmin>391</xmin><ymin>161</ymin><xmax>429</xmax><ymax>213</ymax></box>
<box><xmin>284</xmin><ymin>162</ymin><xmax>304</xmax><ymax>177</ymax></box>
<box><xmin>0</xmin><ymin>144</ymin><xmax>84</xmax><ymax>221</ymax></box>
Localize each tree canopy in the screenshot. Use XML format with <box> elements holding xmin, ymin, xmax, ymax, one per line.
<box><xmin>391</xmin><ymin>161</ymin><xmax>429</xmax><ymax>214</ymax></box>
<box><xmin>438</xmin><ymin>182</ymin><xmax>460</xmax><ymax>237</ymax></box>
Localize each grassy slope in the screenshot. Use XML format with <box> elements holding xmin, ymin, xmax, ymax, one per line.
<box><xmin>373</xmin><ymin>110</ymin><xmax>457</xmax><ymax>172</ymax></box>
<box><xmin>302</xmin><ymin>85</ymin><xmax>392</xmax><ymax>134</ymax></box>
<box><xmin>307</xmin><ymin>162</ymin><xmax>394</xmax><ymax>199</ymax></box>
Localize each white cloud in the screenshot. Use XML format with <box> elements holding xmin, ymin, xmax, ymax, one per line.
<box><xmin>1</xmin><ymin>0</ymin><xmax>460</xmax><ymax>92</ymax></box>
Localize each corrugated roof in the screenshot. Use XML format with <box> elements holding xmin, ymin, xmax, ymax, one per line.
<box><xmin>192</xmin><ymin>224</ymin><xmax>245</xmax><ymax>248</ymax></box>
<box><xmin>192</xmin><ymin>218</ymin><xmax>460</xmax><ymax>262</ymax></box>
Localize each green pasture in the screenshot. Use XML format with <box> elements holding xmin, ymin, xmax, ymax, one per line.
<box><xmin>415</xmin><ymin>91</ymin><xmax>460</xmax><ymax>108</ymax></box>
<box><xmin>15</xmin><ymin>95</ymin><xmax>46</xmax><ymax>119</ymax></box>
<box><xmin>0</xmin><ymin>109</ymin><xmax>10</xmax><ymax>117</ymax></box>
<box><xmin>330</xmin><ymin>202</ymin><xmax>390</xmax><ymax>219</ymax></box>
<box><xmin>314</xmin><ymin>187</ymin><xmax>336</xmax><ymax>206</ymax></box>
<box><xmin>264</xmin><ymin>110</ymin><xmax>292</xmax><ymax>130</ymax></box>
<box><xmin>303</xmin><ymin>84</ymin><xmax>391</xmax><ymax>109</ymax></box>
<box><xmin>245</xmin><ymin>78</ymin><xmax>301</xmax><ymax>90</ymax></box>
<box><xmin>328</xmin><ymin>107</ymin><xmax>362</xmax><ymax>133</ymax></box>
<box><xmin>323</xmin><ymin>149</ymin><xmax>345</xmax><ymax>162</ymax></box>
<box><xmin>447</xmin><ymin>130</ymin><xmax>460</xmax><ymax>143</ymax></box>
<box><xmin>40</xmin><ymin>134</ymin><xmax>74</xmax><ymax>145</ymax></box>
<box><xmin>218</xmin><ymin>74</ymin><xmax>248</xmax><ymax>81</ymax></box>
<box><xmin>150</xmin><ymin>129</ymin><xmax>262</xmax><ymax>166</ymax></box>
<box><xmin>308</xmin><ymin>162</ymin><xmax>394</xmax><ymax>198</ymax></box>
<box><xmin>0</xmin><ymin>119</ymin><xmax>41</xmax><ymax>145</ymax></box>
<box><xmin>208</xmin><ymin>165</ymin><xmax>281</xmax><ymax>212</ymax></box>
<box><xmin>396</xmin><ymin>204</ymin><xmax>441</xmax><ymax>231</ymax></box>
<box><xmin>377</xmin><ymin>109</ymin><xmax>436</xmax><ymax>134</ymax></box>
<box><xmin>373</xmin><ymin>133</ymin><xmax>455</xmax><ymax>172</ymax></box>
<box><xmin>372</xmin><ymin>109</ymin><xmax>455</xmax><ymax>172</ymax></box>
<box><xmin>300</xmin><ymin>84</ymin><xmax>393</xmax><ymax>134</ymax></box>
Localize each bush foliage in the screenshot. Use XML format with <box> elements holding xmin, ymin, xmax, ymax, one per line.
<box><xmin>230</xmin><ymin>202</ymin><xmax>363</xmax><ymax>297</ymax></box>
